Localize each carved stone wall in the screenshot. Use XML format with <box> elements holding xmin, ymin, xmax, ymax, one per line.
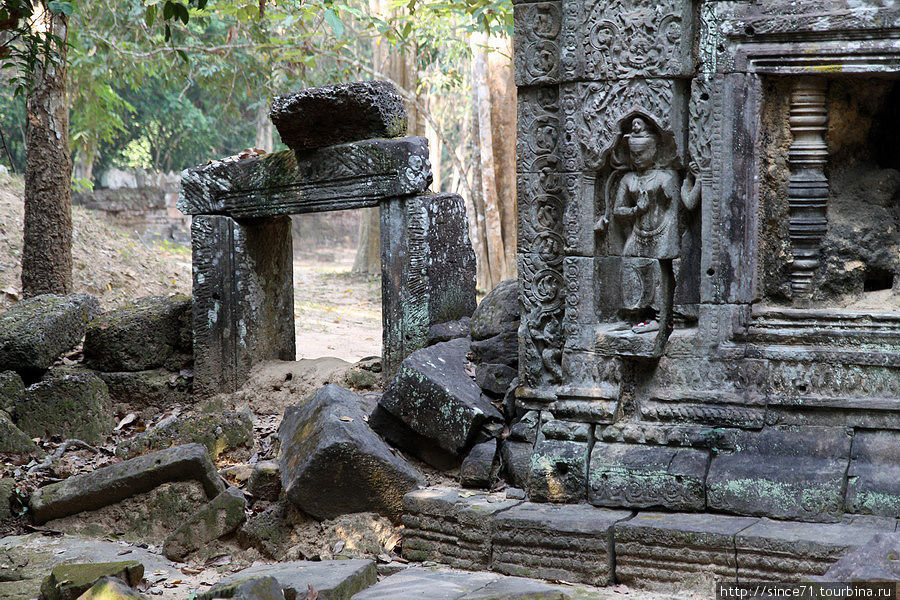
<box><xmin>515</xmin><ymin>0</ymin><xmax>900</xmax><ymax>522</ymax></box>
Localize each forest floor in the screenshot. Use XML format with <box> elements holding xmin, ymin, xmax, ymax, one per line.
<box><xmin>0</xmin><ymin>174</ymin><xmax>382</xmax><ymax>362</ymax></box>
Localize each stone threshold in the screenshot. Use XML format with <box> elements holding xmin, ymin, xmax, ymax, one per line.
<box><xmin>402</xmin><ymin>487</ymin><xmax>900</xmax><ymax>591</ymax></box>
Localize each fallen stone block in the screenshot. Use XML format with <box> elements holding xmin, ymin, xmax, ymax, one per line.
<box><xmin>0</xmin><ymin>410</ymin><xmax>38</xmax><ymax>454</ymax></box>
<box><xmin>426</xmin><ymin>318</ymin><xmax>471</xmax><ymax>346</ymax></box>
<box><xmin>380</xmin><ymin>338</ymin><xmax>502</xmax><ymax>456</ymax></box>
<box><xmin>75</xmin><ymin>576</ymin><xmax>148</xmax><ymax>600</ymax></box>
<box><xmin>213</xmin><ymin>560</ymin><xmax>376</xmax><ymax>600</ymax></box>
<box><xmin>402</xmin><ymin>488</ymin><xmax>522</xmax><ymax>570</ymax></box>
<box><xmin>197</xmin><ymin>576</ymin><xmax>284</xmax><ymax>600</ymax></box>
<box><xmin>99</xmin><ymin>369</ymin><xmax>192</xmax><ymax>411</ymax></box>
<box><xmin>40</xmin><ymin>561</ymin><xmax>143</xmax><ymax>600</ymax></box>
<box><xmin>270</xmin><ymin>81</ymin><xmax>407</xmax><ymax>152</ymax></box>
<box><xmin>279</xmin><ymin>384</ymin><xmax>424</xmax><ymax>521</ymax></box>
<box><xmin>614</xmin><ymin>511</ymin><xmax>758</xmax><ymax>588</ymax></box>
<box><xmin>815</xmin><ymin>531</ymin><xmax>900</xmax><ymax>582</ymax></box>
<box><xmin>474</xmin><ymin>363</ymin><xmax>517</xmax><ymax>396</ymax></box>
<box><xmin>368</xmin><ymin>404</ymin><xmax>460</xmax><ymax>472</ymax></box>
<box><xmin>0</xmin><ymin>294</ymin><xmax>99</xmax><ymax>377</ymax></box>
<box><xmin>163</xmin><ymin>487</ymin><xmax>247</xmax><ymax>561</ymax></box>
<box><xmin>499</xmin><ymin>440</ymin><xmax>533</xmax><ymax>491</ymax></box>
<box><xmin>0</xmin><ymin>478</ymin><xmax>14</xmax><ymax>522</ymax></box>
<box><xmin>30</xmin><ymin>443</ymin><xmax>225</xmax><ymax>524</ymax></box>
<box><xmin>237</xmin><ymin>499</ymin><xmax>302</xmax><ymax>559</ymax></box>
<box><xmin>470</xmin><ymin>331</ymin><xmax>518</xmax><ymax>369</ymax></box>
<box><xmin>470</xmin><ymin>279</ymin><xmax>520</xmax><ymax>342</ymax></box>
<box><xmin>460</xmin><ymin>439</ymin><xmax>498</xmax><ymax>489</ymax></box>
<box><xmin>0</xmin><ymin>370</ymin><xmax>24</xmax><ymax>414</ymax></box>
<box><xmin>735</xmin><ymin>516</ymin><xmax>895</xmax><ymax>582</ymax></box>
<box><xmin>83</xmin><ymin>295</ymin><xmax>192</xmax><ymax>372</ymax></box>
<box><xmin>116</xmin><ymin>409</ymin><xmax>254</xmax><ymax>461</ymax></box>
<box><xmin>16</xmin><ymin>369</ymin><xmax>112</xmax><ymax>443</ymax></box>
<box><xmin>490</xmin><ymin>502</ymin><xmax>632</xmax><ymax>586</ymax></box>
<box><xmin>247</xmin><ymin>461</ymin><xmax>281</xmax><ymax>502</ymax></box>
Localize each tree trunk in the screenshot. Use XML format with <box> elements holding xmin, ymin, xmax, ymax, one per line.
<box><xmin>22</xmin><ymin>3</ymin><xmax>72</xmax><ymax>297</ymax></box>
<box><xmin>467</xmin><ymin>83</ymin><xmax>493</xmax><ymax>293</ymax></box>
<box><xmin>255</xmin><ymin>100</ymin><xmax>273</xmax><ymax>152</ymax></box>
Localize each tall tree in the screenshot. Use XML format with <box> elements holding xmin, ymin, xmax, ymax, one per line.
<box><xmin>21</xmin><ymin>1</ymin><xmax>72</xmax><ymax>297</ymax></box>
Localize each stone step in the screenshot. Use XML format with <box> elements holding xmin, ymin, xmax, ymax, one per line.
<box><xmin>402</xmin><ymin>487</ymin><xmax>900</xmax><ymax>591</ymax></box>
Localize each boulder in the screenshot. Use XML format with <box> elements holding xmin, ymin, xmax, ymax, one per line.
<box><xmin>40</xmin><ymin>561</ymin><xmax>143</xmax><ymax>600</ymax></box>
<box><xmin>83</xmin><ymin>295</ymin><xmax>191</xmax><ymax>372</ymax></box>
<box><xmin>0</xmin><ymin>410</ymin><xmax>38</xmax><ymax>454</ymax></box>
<box><xmin>197</xmin><ymin>576</ymin><xmax>284</xmax><ymax>600</ymax></box>
<box><xmin>815</xmin><ymin>531</ymin><xmax>900</xmax><ymax>582</ymax></box>
<box><xmin>163</xmin><ymin>487</ymin><xmax>247</xmax><ymax>561</ymax></box>
<box><xmin>270</xmin><ymin>81</ymin><xmax>407</xmax><ymax>152</ymax></box>
<box><xmin>279</xmin><ymin>384</ymin><xmax>424</xmax><ymax>521</ymax></box>
<box><xmin>0</xmin><ymin>294</ymin><xmax>99</xmax><ymax>378</ymax></box>
<box><xmin>30</xmin><ymin>443</ymin><xmax>225</xmax><ymax>524</ymax></box>
<box><xmin>75</xmin><ymin>576</ymin><xmax>148</xmax><ymax>600</ymax></box>
<box><xmin>470</xmin><ymin>279</ymin><xmax>519</xmax><ymax>342</ymax></box>
<box><xmin>0</xmin><ymin>370</ymin><xmax>24</xmax><ymax>414</ymax></box>
<box><xmin>380</xmin><ymin>338</ymin><xmax>502</xmax><ymax>456</ymax></box>
<box><xmin>116</xmin><ymin>409</ymin><xmax>254</xmax><ymax>461</ymax></box>
<box><xmin>426</xmin><ymin>318</ymin><xmax>471</xmax><ymax>346</ymax></box>
<box><xmin>16</xmin><ymin>369</ymin><xmax>112</xmax><ymax>443</ymax></box>
<box><xmin>460</xmin><ymin>439</ymin><xmax>499</xmax><ymax>489</ymax></box>
<box><xmin>247</xmin><ymin>461</ymin><xmax>281</xmax><ymax>502</ymax></box>
<box><xmin>99</xmin><ymin>369</ymin><xmax>192</xmax><ymax>411</ymax></box>
<box><xmin>211</xmin><ymin>560</ymin><xmax>376</xmax><ymax>600</ymax></box>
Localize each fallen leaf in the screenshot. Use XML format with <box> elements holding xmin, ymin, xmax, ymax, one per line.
<box><xmin>307</xmin><ymin>584</ymin><xmax>319</xmax><ymax>600</ymax></box>
<box><xmin>115</xmin><ymin>413</ymin><xmax>137</xmax><ymax>431</ymax></box>
<box><xmin>180</xmin><ymin>566</ymin><xmax>203</xmax><ymax>575</ymax></box>
<box><xmin>338</xmin><ymin>416</ymin><xmax>353</xmax><ymax>422</ymax></box>
<box><xmin>332</xmin><ymin>541</ymin><xmax>345</xmax><ymax>554</ymax></box>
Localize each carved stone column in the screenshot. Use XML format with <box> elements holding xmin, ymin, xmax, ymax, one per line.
<box><xmin>787</xmin><ymin>78</ymin><xmax>829</xmax><ymax>299</ymax></box>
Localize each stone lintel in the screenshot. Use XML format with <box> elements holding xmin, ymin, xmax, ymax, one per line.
<box><xmin>178</xmin><ymin>136</ymin><xmax>432</xmax><ymax>218</ymax></box>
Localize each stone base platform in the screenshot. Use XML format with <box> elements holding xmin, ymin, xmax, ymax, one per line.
<box><xmin>403</xmin><ymin>488</ymin><xmax>900</xmax><ymax>590</ymax></box>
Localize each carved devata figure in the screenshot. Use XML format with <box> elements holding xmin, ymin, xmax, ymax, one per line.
<box><xmin>596</xmin><ymin>114</ymin><xmax>699</xmax><ymax>346</ymax></box>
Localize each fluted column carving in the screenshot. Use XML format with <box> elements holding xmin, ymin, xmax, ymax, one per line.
<box><xmin>787</xmin><ymin>78</ymin><xmax>829</xmax><ymax>300</ymax></box>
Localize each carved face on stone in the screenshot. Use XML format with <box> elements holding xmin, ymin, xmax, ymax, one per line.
<box><xmin>625</xmin><ymin>117</ymin><xmax>658</xmax><ymax>170</ymax></box>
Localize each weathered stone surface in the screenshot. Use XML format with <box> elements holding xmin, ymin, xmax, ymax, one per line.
<box><xmin>30</xmin><ymin>443</ymin><xmax>225</xmax><ymax>524</ymax></box>
<box><xmin>402</xmin><ymin>488</ymin><xmax>522</xmax><ymax>570</ymax></box>
<box><xmin>163</xmin><ymin>487</ymin><xmax>247</xmax><ymax>561</ymax></box>
<box><xmin>707</xmin><ymin>427</ymin><xmax>851</xmax><ymax>522</ymax></box>
<box><xmin>845</xmin><ymin>430</ymin><xmax>900</xmax><ymax>517</ymax></box>
<box><xmin>499</xmin><ymin>440</ymin><xmax>533</xmax><ymax>491</ymax></box>
<box><xmin>179</xmin><ymin>138</ymin><xmax>431</xmax><ymax>218</ymax></box>
<box><xmin>588</xmin><ymin>443</ymin><xmax>709</xmax><ymax>511</ymax></box>
<box><xmin>214</xmin><ymin>560</ymin><xmax>376</xmax><ymax>600</ymax></box>
<box><xmin>279</xmin><ymin>384</ymin><xmax>424</xmax><ymax>521</ymax></box>
<box><xmin>83</xmin><ymin>295</ymin><xmax>192</xmax><ymax>372</ymax></box>
<box><xmin>615</xmin><ymin>512</ymin><xmax>759</xmax><ymax>588</ymax></box>
<box><xmin>427</xmin><ymin>318</ymin><xmax>472</xmax><ymax>346</ymax></box>
<box><xmin>270</xmin><ymin>81</ymin><xmax>407</xmax><ymax>152</ymax></box>
<box><xmin>491</xmin><ymin>502</ymin><xmax>631</xmax><ymax>586</ymax></box>
<box><xmin>0</xmin><ymin>410</ymin><xmax>38</xmax><ymax>454</ymax></box>
<box><xmin>0</xmin><ymin>370</ymin><xmax>23</xmax><ymax>414</ymax></box>
<box><xmin>367</xmin><ymin>405</ymin><xmax>460</xmax><ymax>471</ymax></box>
<box><xmin>474</xmin><ymin>363</ymin><xmax>518</xmax><ymax>396</ymax></box>
<box><xmin>16</xmin><ymin>369</ymin><xmax>113</xmax><ymax>443</ymax></box>
<box><xmin>351</xmin><ymin>568</ymin><xmax>578</xmax><ymax>600</ymax></box>
<box><xmin>191</xmin><ymin>215</ymin><xmax>295</xmax><ymax>397</ymax></box>
<box><xmin>116</xmin><ymin>410</ymin><xmax>254</xmax><ymax>461</ymax></box>
<box><xmin>471</xmin><ymin>332</ymin><xmax>519</xmax><ymax>370</ymax></box>
<box><xmin>236</xmin><ymin>499</ymin><xmax>304</xmax><ymax>559</ymax></box>
<box><xmin>247</xmin><ymin>460</ymin><xmax>281</xmax><ymax>502</ymax></box>
<box><xmin>528</xmin><ymin>440</ymin><xmax>588</xmax><ymax>504</ymax></box>
<box><xmin>40</xmin><ymin>561</ymin><xmax>143</xmax><ymax>600</ymax></box>
<box><xmin>470</xmin><ymin>279</ymin><xmax>520</xmax><ymax>342</ymax></box>
<box><xmin>735</xmin><ymin>517</ymin><xmax>895</xmax><ymax>583</ymax></box>
<box><xmin>75</xmin><ymin>576</ymin><xmax>148</xmax><ymax>600</ymax></box>
<box><xmin>815</xmin><ymin>531</ymin><xmax>900</xmax><ymax>582</ymax></box>
<box><xmin>381</xmin><ymin>194</ymin><xmax>477</xmax><ymax>376</ymax></box>
<box><xmin>380</xmin><ymin>338</ymin><xmax>502</xmax><ymax>456</ymax></box>
<box><xmin>0</xmin><ymin>478</ymin><xmax>15</xmax><ymax>522</ymax></box>
<box><xmin>460</xmin><ymin>439</ymin><xmax>498</xmax><ymax>489</ymax></box>
<box><xmin>197</xmin><ymin>576</ymin><xmax>283</xmax><ymax>600</ymax></box>
<box><xmin>0</xmin><ymin>294</ymin><xmax>99</xmax><ymax>377</ymax></box>
<box><xmin>99</xmin><ymin>369</ymin><xmax>192</xmax><ymax>411</ymax></box>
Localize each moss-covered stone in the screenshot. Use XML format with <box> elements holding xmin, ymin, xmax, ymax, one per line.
<box><xmin>247</xmin><ymin>461</ymin><xmax>281</xmax><ymax>502</ymax></box>
<box><xmin>0</xmin><ymin>371</ymin><xmax>24</xmax><ymax>415</ymax></box>
<box><xmin>0</xmin><ymin>478</ymin><xmax>15</xmax><ymax>522</ymax></box>
<box><xmin>162</xmin><ymin>487</ymin><xmax>247</xmax><ymax>561</ymax></box>
<box><xmin>99</xmin><ymin>369</ymin><xmax>192</xmax><ymax>411</ymax></box>
<box><xmin>0</xmin><ymin>410</ymin><xmax>39</xmax><ymax>454</ymax></box>
<box><xmin>196</xmin><ymin>575</ymin><xmax>283</xmax><ymax>600</ymax></box>
<box><xmin>83</xmin><ymin>295</ymin><xmax>192</xmax><ymax>372</ymax></box>
<box><xmin>0</xmin><ymin>579</ymin><xmax>39</xmax><ymax>600</ymax></box>
<box><xmin>16</xmin><ymin>370</ymin><xmax>112</xmax><ymax>443</ymax></box>
<box><xmin>75</xmin><ymin>576</ymin><xmax>148</xmax><ymax>599</ymax></box>
<box><xmin>116</xmin><ymin>409</ymin><xmax>254</xmax><ymax>461</ymax></box>
<box><xmin>40</xmin><ymin>561</ymin><xmax>143</xmax><ymax>600</ymax></box>
<box><xmin>236</xmin><ymin>499</ymin><xmax>298</xmax><ymax>560</ymax></box>
<box><xmin>0</xmin><ymin>294</ymin><xmax>99</xmax><ymax>378</ymax></box>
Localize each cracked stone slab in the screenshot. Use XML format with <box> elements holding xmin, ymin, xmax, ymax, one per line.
<box><xmin>270</xmin><ymin>80</ymin><xmax>407</xmax><ymax>152</ymax></box>
<box><xmin>213</xmin><ymin>560</ymin><xmax>376</xmax><ymax>600</ymax></box>
<box><xmin>178</xmin><ymin>137</ymin><xmax>431</xmax><ymax>218</ymax></box>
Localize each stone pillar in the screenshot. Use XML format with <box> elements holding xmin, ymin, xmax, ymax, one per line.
<box><xmin>191</xmin><ymin>215</ymin><xmax>295</xmax><ymax>397</ymax></box>
<box><xmin>381</xmin><ymin>193</ymin><xmax>477</xmax><ymax>376</ymax></box>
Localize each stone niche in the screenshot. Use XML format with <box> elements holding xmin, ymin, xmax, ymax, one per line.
<box><xmin>515</xmin><ymin>0</ymin><xmax>900</xmax><ymax>521</ymax></box>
